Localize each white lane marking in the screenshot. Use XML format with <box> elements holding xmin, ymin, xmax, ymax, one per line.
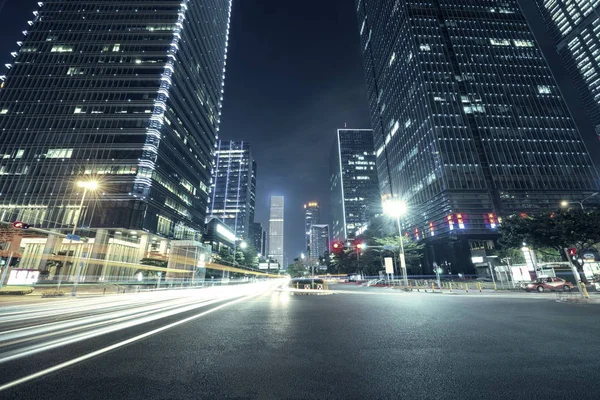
<box><xmin>0</xmin><ymin>288</ymin><xmax>266</xmax><ymax>392</ymax></box>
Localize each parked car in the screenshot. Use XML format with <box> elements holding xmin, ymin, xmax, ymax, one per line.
<box><xmin>524</xmin><ymin>277</ymin><xmax>573</xmax><ymax>292</ymax></box>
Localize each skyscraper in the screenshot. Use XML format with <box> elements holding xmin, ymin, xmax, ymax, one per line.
<box><xmin>268</xmin><ymin>196</ymin><xmax>284</xmax><ymax>268</ymax></box>
<box><xmin>0</xmin><ymin>1</ymin><xmax>232</xmax><ymax>240</ymax></box>
<box><xmin>249</xmin><ymin>221</ymin><xmax>264</xmax><ymax>255</ymax></box>
<box><xmin>209</xmin><ymin>141</ymin><xmax>256</xmax><ymax>240</ymax></box>
<box><xmin>309</xmin><ymin>224</ymin><xmax>330</xmax><ymax>260</ymax></box>
<box><xmin>356</xmin><ymin>0</ymin><xmax>599</xmax><ymax>270</ymax></box>
<box><xmin>535</xmin><ymin>1</ymin><xmax>600</xmax><ymax>136</ymax></box>
<box><xmin>304</xmin><ymin>202</ymin><xmax>320</xmax><ymax>254</ymax></box>
<box><xmin>330</xmin><ymin>129</ymin><xmax>380</xmax><ymax>240</ymax></box>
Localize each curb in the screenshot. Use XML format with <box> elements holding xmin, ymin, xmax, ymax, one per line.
<box><xmin>556</xmin><ymin>298</ymin><xmax>600</xmax><ymax>304</ymax></box>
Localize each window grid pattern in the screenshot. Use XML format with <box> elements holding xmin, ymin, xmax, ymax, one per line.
<box><xmin>0</xmin><ymin>0</ymin><xmax>232</xmax><ymax>237</ymax></box>
<box><xmin>537</xmin><ymin>1</ymin><xmax>600</xmax><ymax>134</ymax></box>
<box><xmin>330</xmin><ymin>129</ymin><xmax>381</xmax><ymax>240</ymax></box>
<box><xmin>357</xmin><ymin>0</ymin><xmax>599</xmax><ymax>238</ymax></box>
<box><xmin>209</xmin><ymin>141</ymin><xmax>255</xmax><ymax>240</ymax></box>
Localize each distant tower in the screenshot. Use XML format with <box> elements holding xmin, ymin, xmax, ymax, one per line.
<box><xmin>330</xmin><ymin>129</ymin><xmax>380</xmax><ymax>241</ymax></box>
<box><xmin>309</xmin><ymin>224</ymin><xmax>330</xmax><ymax>260</ymax></box>
<box><xmin>304</xmin><ymin>202</ymin><xmax>320</xmax><ymax>254</ymax></box>
<box><xmin>268</xmin><ymin>196</ymin><xmax>284</xmax><ymax>268</ymax></box>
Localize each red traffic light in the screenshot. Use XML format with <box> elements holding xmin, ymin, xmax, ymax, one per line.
<box><xmin>567</xmin><ymin>248</ymin><xmax>577</xmax><ymax>257</ymax></box>
<box><xmin>332</xmin><ymin>241</ymin><xmax>344</xmax><ymax>253</ymax></box>
<box><xmin>12</xmin><ymin>221</ymin><xmax>31</xmax><ymax>229</ymax></box>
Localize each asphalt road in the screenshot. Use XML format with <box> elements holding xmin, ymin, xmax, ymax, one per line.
<box><xmin>1</xmin><ymin>283</ymin><xmax>599</xmax><ymax>399</ymax></box>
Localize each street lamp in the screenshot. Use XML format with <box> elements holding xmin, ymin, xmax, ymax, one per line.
<box><xmin>560</xmin><ymin>192</ymin><xmax>598</xmax><ymax>210</ymax></box>
<box><xmin>73</xmin><ymin>180</ymin><xmax>99</xmax><ymax>235</ymax></box>
<box><xmin>71</xmin><ymin>180</ymin><xmax>99</xmax><ymax>296</ymax></box>
<box><xmin>383</xmin><ymin>199</ymin><xmax>408</xmax><ymax>286</ymax></box>
<box><xmin>239</xmin><ymin>241</ymin><xmax>248</xmax><ymax>250</ymax></box>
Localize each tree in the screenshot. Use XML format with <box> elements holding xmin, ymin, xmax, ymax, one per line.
<box><xmin>373</xmin><ymin>235</ymin><xmax>424</xmax><ymax>275</ymax></box>
<box><xmin>499</xmin><ymin>209</ymin><xmax>600</xmax><ymax>280</ymax></box>
<box><xmin>240</xmin><ymin>244</ymin><xmax>259</xmax><ymax>269</ymax></box>
<box><xmin>286</xmin><ymin>259</ymin><xmax>307</xmax><ymax>278</ymax></box>
<box><xmin>217</xmin><ymin>247</ymin><xmax>234</xmax><ymax>265</ymax></box>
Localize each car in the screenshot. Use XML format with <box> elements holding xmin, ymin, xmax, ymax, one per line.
<box><xmin>524</xmin><ymin>277</ymin><xmax>573</xmax><ymax>292</ymax></box>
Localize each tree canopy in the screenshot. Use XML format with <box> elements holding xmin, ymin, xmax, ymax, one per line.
<box><xmin>499</xmin><ymin>209</ymin><xmax>600</xmax><ymax>271</ymax></box>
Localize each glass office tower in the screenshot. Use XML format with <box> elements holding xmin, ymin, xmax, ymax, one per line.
<box><xmin>304</xmin><ymin>201</ymin><xmax>320</xmax><ymax>254</ymax></box>
<box><xmin>356</xmin><ymin>0</ymin><xmax>599</xmax><ymax>271</ymax></box>
<box><xmin>0</xmin><ymin>0</ymin><xmax>232</xmax><ymax>239</ymax></box>
<box><xmin>268</xmin><ymin>196</ymin><xmax>284</xmax><ymax>268</ymax></box>
<box><xmin>330</xmin><ymin>129</ymin><xmax>380</xmax><ymax>241</ymax></box>
<box><xmin>535</xmin><ymin>1</ymin><xmax>600</xmax><ymax>136</ymax></box>
<box><xmin>209</xmin><ymin>141</ymin><xmax>256</xmax><ymax>240</ymax></box>
<box><xmin>309</xmin><ymin>224</ymin><xmax>330</xmax><ymax>260</ymax></box>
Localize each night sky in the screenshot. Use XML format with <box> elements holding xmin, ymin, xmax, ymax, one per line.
<box><xmin>0</xmin><ymin>1</ymin><xmax>599</xmax><ymax>263</ymax></box>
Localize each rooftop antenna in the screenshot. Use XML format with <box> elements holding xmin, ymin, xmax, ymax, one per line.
<box><xmin>344</xmin><ymin>122</ymin><xmax>347</xmax><ymax>128</ymax></box>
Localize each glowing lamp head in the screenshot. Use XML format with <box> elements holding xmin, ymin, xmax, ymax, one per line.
<box><xmin>383</xmin><ymin>199</ymin><xmax>407</xmax><ymax>218</ymax></box>
<box><xmin>77</xmin><ymin>180</ymin><xmax>99</xmax><ymax>190</ymax></box>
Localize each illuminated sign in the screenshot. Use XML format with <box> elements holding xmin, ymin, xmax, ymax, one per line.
<box><xmin>216</xmin><ymin>223</ymin><xmax>236</xmax><ymax>241</ymax></box>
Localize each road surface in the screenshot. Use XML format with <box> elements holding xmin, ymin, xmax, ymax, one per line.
<box><xmin>1</xmin><ymin>282</ymin><xmax>599</xmax><ymax>399</ymax></box>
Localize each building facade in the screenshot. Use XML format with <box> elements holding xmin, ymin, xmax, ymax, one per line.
<box><xmin>209</xmin><ymin>140</ymin><xmax>256</xmax><ymax>240</ymax></box>
<box><xmin>330</xmin><ymin>129</ymin><xmax>380</xmax><ymax>240</ymax></box>
<box><xmin>268</xmin><ymin>196</ymin><xmax>284</xmax><ymax>268</ymax></box>
<box><xmin>0</xmin><ymin>0</ymin><xmax>232</xmax><ymax>280</ymax></box>
<box><xmin>304</xmin><ymin>202</ymin><xmax>320</xmax><ymax>254</ymax></box>
<box><xmin>249</xmin><ymin>221</ymin><xmax>264</xmax><ymax>255</ymax></box>
<box><xmin>309</xmin><ymin>224</ymin><xmax>330</xmax><ymax>260</ymax></box>
<box><xmin>0</xmin><ymin>0</ymin><xmax>232</xmax><ymax>238</ymax></box>
<box><xmin>536</xmin><ymin>1</ymin><xmax>600</xmax><ymax>136</ymax></box>
<box><xmin>356</xmin><ymin>0</ymin><xmax>599</xmax><ymax>272</ymax></box>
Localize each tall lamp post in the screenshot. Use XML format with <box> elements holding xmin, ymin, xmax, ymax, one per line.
<box><xmin>560</xmin><ymin>192</ymin><xmax>598</xmax><ymax>210</ymax></box>
<box><xmin>383</xmin><ymin>199</ymin><xmax>408</xmax><ymax>286</ymax></box>
<box><xmin>71</xmin><ymin>180</ymin><xmax>99</xmax><ymax>296</ymax></box>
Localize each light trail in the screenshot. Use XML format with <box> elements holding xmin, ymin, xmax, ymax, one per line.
<box><xmin>0</xmin><ymin>282</ymin><xmax>280</xmax><ymax>367</ymax></box>
<box><xmin>0</xmin><ymin>285</ymin><xmax>270</xmax><ymax>393</ymax></box>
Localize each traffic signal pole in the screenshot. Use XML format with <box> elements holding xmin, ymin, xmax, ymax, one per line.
<box><xmin>564</xmin><ymin>248</ymin><xmax>585</xmax><ymax>299</ymax></box>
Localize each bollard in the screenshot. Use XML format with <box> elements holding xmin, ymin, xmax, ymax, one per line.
<box><xmin>465</xmin><ymin>283</ymin><xmax>469</xmax><ymax>293</ymax></box>
<box><xmin>493</xmin><ymin>282</ymin><xmax>497</xmax><ymax>291</ymax></box>
<box><xmin>449</xmin><ymin>282</ymin><xmax>453</xmax><ymax>293</ymax></box>
<box><xmin>581</xmin><ymin>282</ymin><xmax>590</xmax><ymax>299</ymax></box>
<box><xmin>431</xmin><ymin>282</ymin><xmax>435</xmax><ymax>292</ymax></box>
<box><xmin>478</xmin><ymin>282</ymin><xmax>482</xmax><ymax>292</ymax></box>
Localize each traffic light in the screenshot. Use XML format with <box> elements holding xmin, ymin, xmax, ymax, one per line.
<box><xmin>567</xmin><ymin>248</ymin><xmax>577</xmax><ymax>257</ymax></box>
<box><xmin>332</xmin><ymin>241</ymin><xmax>344</xmax><ymax>254</ymax></box>
<box><xmin>12</xmin><ymin>221</ymin><xmax>31</xmax><ymax>229</ymax></box>
<box><xmin>353</xmin><ymin>240</ymin><xmax>363</xmax><ymax>251</ymax></box>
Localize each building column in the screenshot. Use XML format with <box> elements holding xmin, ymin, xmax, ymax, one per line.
<box><xmin>38</xmin><ymin>232</ymin><xmax>61</xmax><ymax>272</ymax></box>
<box><xmin>136</xmin><ymin>234</ymin><xmax>150</xmax><ymax>262</ymax></box>
<box><xmin>86</xmin><ymin>229</ymin><xmax>110</xmax><ymax>281</ymax></box>
<box><xmin>158</xmin><ymin>239</ymin><xmax>169</xmax><ymax>256</ymax></box>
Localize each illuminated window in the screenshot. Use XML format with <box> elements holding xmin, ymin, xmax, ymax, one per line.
<box><xmin>513</xmin><ymin>39</ymin><xmax>534</xmax><ymax>47</ymax></box>
<box><xmin>537</xmin><ymin>85</ymin><xmax>551</xmax><ymax>94</ymax></box>
<box><xmin>490</xmin><ymin>39</ymin><xmax>510</xmax><ymax>46</ymax></box>
<box><xmin>45</xmin><ymin>149</ymin><xmax>73</xmax><ymax>158</ymax></box>
<box><xmin>51</xmin><ymin>45</ymin><xmax>73</xmax><ymax>52</ymax></box>
<box><xmin>112</xmin><ymin>44</ymin><xmax>120</xmax><ymax>52</ymax></box>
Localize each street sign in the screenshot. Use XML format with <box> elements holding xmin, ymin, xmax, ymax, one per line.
<box><xmin>384</xmin><ymin>257</ymin><xmax>394</xmax><ymax>274</ymax></box>
<box><xmin>66</xmin><ymin>233</ymin><xmax>81</xmax><ymax>241</ymax></box>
